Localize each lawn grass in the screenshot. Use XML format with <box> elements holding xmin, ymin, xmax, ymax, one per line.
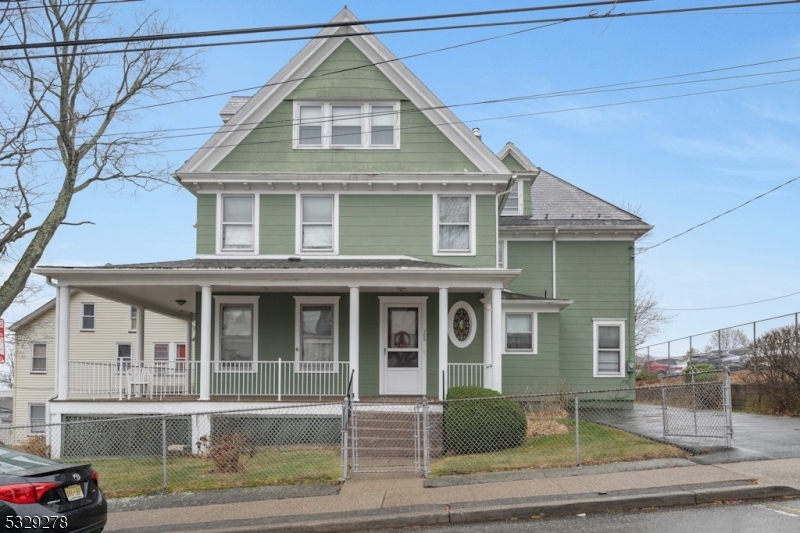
<box><xmin>429</xmin><ymin>419</ymin><xmax>688</xmax><ymax>476</ymax></box>
<box><xmin>77</xmin><ymin>446</ymin><xmax>341</xmax><ymax>498</ymax></box>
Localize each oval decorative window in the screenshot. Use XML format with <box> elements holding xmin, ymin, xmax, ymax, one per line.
<box><xmin>448</xmin><ymin>301</ymin><xmax>477</xmax><ymax>348</ymax></box>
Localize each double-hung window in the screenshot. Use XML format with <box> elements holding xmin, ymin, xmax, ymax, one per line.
<box><xmin>505</xmin><ymin>313</ymin><xmax>536</xmax><ymax>353</ymax></box>
<box><xmin>215</xmin><ymin>296</ymin><xmax>259</xmax><ymax>372</ymax></box>
<box><xmin>29</xmin><ymin>404</ymin><xmax>45</xmax><ymax>434</ymax></box>
<box><xmin>117</xmin><ymin>343</ymin><xmax>131</xmax><ymax>372</ymax></box>
<box><xmin>129</xmin><ymin>306</ymin><xmax>138</xmax><ymax>332</ymax></box>
<box><xmin>436</xmin><ymin>195</ymin><xmax>473</xmax><ymax>254</ymax></box>
<box><xmin>31</xmin><ymin>343</ymin><xmax>47</xmax><ymax>373</ymax></box>
<box><xmin>154</xmin><ymin>343</ymin><xmax>170</xmax><ymax>368</ymax></box>
<box><xmin>81</xmin><ymin>303</ymin><xmax>95</xmax><ymax>331</ymax></box>
<box><xmin>220</xmin><ymin>195</ymin><xmax>255</xmax><ymax>252</ymax></box>
<box><xmin>294</xmin><ymin>296</ymin><xmax>339</xmax><ymax>373</ymax></box>
<box><xmin>299</xmin><ymin>195</ymin><xmax>336</xmax><ymax>253</ymax></box>
<box><xmin>502</xmin><ymin>181</ymin><xmax>522</xmax><ymax>216</ymax></box>
<box><xmin>593</xmin><ymin>320</ymin><xmax>626</xmax><ymax>377</ymax></box>
<box><xmin>294</xmin><ymin>102</ymin><xmax>399</xmax><ymax>149</ymax></box>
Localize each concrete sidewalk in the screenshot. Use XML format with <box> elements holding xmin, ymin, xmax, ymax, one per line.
<box><xmin>103</xmin><ymin>458</ymin><xmax>800</xmax><ymax>533</ymax></box>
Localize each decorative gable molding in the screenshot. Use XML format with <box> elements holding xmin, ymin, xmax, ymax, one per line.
<box><xmin>176</xmin><ymin>8</ymin><xmax>509</xmax><ymax>178</ymax></box>
<box><xmin>497</xmin><ymin>142</ymin><xmax>539</xmax><ymax>174</ymax></box>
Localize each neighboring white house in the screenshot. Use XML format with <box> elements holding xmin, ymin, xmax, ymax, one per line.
<box><xmin>10</xmin><ymin>290</ymin><xmax>191</xmax><ymax>436</ymax></box>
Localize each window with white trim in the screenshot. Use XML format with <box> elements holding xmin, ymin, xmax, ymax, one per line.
<box><xmin>497</xmin><ymin>240</ymin><xmax>506</xmax><ymax>269</ymax></box>
<box><xmin>215</xmin><ymin>296</ymin><xmax>259</xmax><ymax>372</ymax></box>
<box><xmin>298</xmin><ymin>195</ymin><xmax>337</xmax><ymax>253</ymax></box>
<box><xmin>81</xmin><ymin>303</ymin><xmax>95</xmax><ymax>331</ymax></box>
<box><xmin>31</xmin><ymin>343</ymin><xmax>47</xmax><ymax>373</ymax></box>
<box><xmin>501</xmin><ymin>181</ymin><xmax>522</xmax><ymax>216</ymax></box>
<box><xmin>154</xmin><ymin>343</ymin><xmax>170</xmax><ymax>368</ymax></box>
<box><xmin>117</xmin><ymin>343</ymin><xmax>131</xmax><ymax>372</ymax></box>
<box><xmin>29</xmin><ymin>404</ymin><xmax>45</xmax><ymax>434</ymax></box>
<box><xmin>129</xmin><ymin>306</ymin><xmax>138</xmax><ymax>332</ymax></box>
<box><xmin>294</xmin><ymin>102</ymin><xmax>400</xmax><ymax>149</ymax></box>
<box><xmin>435</xmin><ymin>195</ymin><xmax>473</xmax><ymax>254</ymax></box>
<box><xmin>294</xmin><ymin>296</ymin><xmax>339</xmax><ymax>372</ymax></box>
<box><xmin>593</xmin><ymin>320</ymin><xmax>626</xmax><ymax>377</ymax></box>
<box><xmin>220</xmin><ymin>194</ymin><xmax>255</xmax><ymax>252</ymax></box>
<box><xmin>504</xmin><ymin>312</ymin><xmax>537</xmax><ymax>353</ymax></box>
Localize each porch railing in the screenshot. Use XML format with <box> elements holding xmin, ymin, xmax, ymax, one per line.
<box><xmin>68</xmin><ymin>360</ymin><xmax>351</xmax><ymax>400</ymax></box>
<box><xmin>447</xmin><ymin>362</ymin><xmax>490</xmax><ymax>390</ymax></box>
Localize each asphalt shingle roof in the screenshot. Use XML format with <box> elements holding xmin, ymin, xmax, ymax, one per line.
<box><xmin>68</xmin><ymin>258</ymin><xmax>475</xmax><ymax>271</ymax></box>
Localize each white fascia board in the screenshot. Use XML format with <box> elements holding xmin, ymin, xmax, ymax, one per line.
<box><xmin>497</xmin><ymin>142</ymin><xmax>539</xmax><ymax>172</ymax></box>
<box><xmin>499</xmin><ymin>225</ymin><xmax>653</xmax><ymax>241</ymax></box>
<box><xmin>502</xmin><ymin>299</ymin><xmax>573</xmax><ymax>313</ymax></box>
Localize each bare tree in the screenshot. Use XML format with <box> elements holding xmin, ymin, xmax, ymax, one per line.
<box><xmin>747</xmin><ymin>324</ymin><xmax>800</xmax><ymax>414</ymax></box>
<box><xmin>0</xmin><ymin>0</ymin><xmax>199</xmax><ymax>315</ymax></box>
<box><xmin>703</xmin><ymin>329</ymin><xmax>749</xmax><ymax>352</ymax></box>
<box><xmin>634</xmin><ymin>273</ymin><xmax>671</xmax><ymax>351</ymax></box>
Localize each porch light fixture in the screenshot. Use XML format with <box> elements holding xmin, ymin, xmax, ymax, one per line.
<box><xmin>175</xmin><ymin>299</ymin><xmax>187</xmax><ymax>306</ymax></box>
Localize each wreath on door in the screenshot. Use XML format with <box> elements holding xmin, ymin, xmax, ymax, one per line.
<box><xmin>393</xmin><ymin>331</ymin><xmax>411</xmax><ymax>348</ymax></box>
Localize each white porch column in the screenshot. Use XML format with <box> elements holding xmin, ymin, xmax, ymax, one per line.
<box><xmin>135</xmin><ymin>307</ymin><xmax>145</xmax><ymax>365</ymax></box>
<box><xmin>491</xmin><ymin>287</ymin><xmax>503</xmax><ymax>393</ymax></box>
<box><xmin>482</xmin><ymin>296</ymin><xmax>492</xmax><ymax>389</ymax></box>
<box><xmin>199</xmin><ymin>286</ymin><xmax>212</xmax><ymax>401</ymax></box>
<box><xmin>185</xmin><ymin>319</ymin><xmax>193</xmax><ymax>394</ymax></box>
<box><xmin>438</xmin><ymin>287</ymin><xmax>448</xmax><ymax>400</ymax></box>
<box><xmin>349</xmin><ymin>286</ymin><xmax>360</xmax><ymax>401</ymax></box>
<box><xmin>55</xmin><ymin>285</ymin><xmax>71</xmax><ymax>400</ymax></box>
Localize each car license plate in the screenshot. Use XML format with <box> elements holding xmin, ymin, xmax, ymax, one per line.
<box><xmin>64</xmin><ymin>483</ymin><xmax>84</xmax><ymax>502</ymax></box>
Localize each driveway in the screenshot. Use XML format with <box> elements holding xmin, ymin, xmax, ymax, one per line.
<box><xmin>691</xmin><ymin>412</ymin><xmax>800</xmax><ymax>464</ymax></box>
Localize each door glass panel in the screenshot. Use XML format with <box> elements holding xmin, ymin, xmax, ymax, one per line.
<box><xmin>387</xmin><ymin>307</ymin><xmax>418</xmax><ymax>368</ymax></box>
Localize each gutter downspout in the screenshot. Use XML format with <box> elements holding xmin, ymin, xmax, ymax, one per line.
<box><xmin>552</xmin><ymin>228</ymin><xmax>558</xmax><ymax>299</ymax></box>
<box><xmin>44</xmin><ymin>277</ymin><xmax>61</xmax><ymax>443</ymax></box>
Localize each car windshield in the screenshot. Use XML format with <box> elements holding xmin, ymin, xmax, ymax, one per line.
<box><xmin>0</xmin><ymin>446</ymin><xmax>59</xmax><ymax>474</ymax></box>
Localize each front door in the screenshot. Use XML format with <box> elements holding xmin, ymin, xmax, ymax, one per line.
<box><xmin>380</xmin><ymin>297</ymin><xmax>426</xmax><ymax>395</ymax></box>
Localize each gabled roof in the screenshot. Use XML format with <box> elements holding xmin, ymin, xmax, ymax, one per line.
<box><xmin>9</xmin><ymin>297</ymin><xmax>55</xmax><ymax>332</ymax></box>
<box><xmin>177</xmin><ymin>7</ymin><xmax>509</xmax><ymax>177</ymax></box>
<box><xmin>497</xmin><ymin>142</ymin><xmax>539</xmax><ymax>174</ymax></box>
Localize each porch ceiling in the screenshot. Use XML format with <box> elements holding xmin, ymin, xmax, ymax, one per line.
<box><xmin>34</xmin><ymin>258</ymin><xmax>520</xmax><ymax>320</ymax></box>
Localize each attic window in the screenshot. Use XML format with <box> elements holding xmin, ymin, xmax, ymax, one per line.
<box><xmin>293</xmin><ymin>102</ymin><xmax>400</xmax><ymax>149</ymax></box>
<box><xmin>501</xmin><ymin>181</ymin><xmax>522</xmax><ymax>216</ymax></box>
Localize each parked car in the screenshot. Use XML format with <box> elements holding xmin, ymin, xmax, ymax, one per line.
<box><xmin>0</xmin><ymin>446</ymin><xmax>107</xmax><ymax>532</ymax></box>
<box><xmin>646</xmin><ymin>358</ymin><xmax>686</xmax><ymax>377</ymax></box>
<box><xmin>668</xmin><ymin>360</ymin><xmax>687</xmax><ymax>376</ymax></box>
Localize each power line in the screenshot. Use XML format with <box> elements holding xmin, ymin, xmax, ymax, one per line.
<box><xmin>0</xmin><ymin>0</ymin><xmax>649</xmax><ymax>52</ymax></box>
<box><xmin>637</xmin><ymin>173</ymin><xmax>800</xmax><ymax>254</ymax></box>
<box><xmin>660</xmin><ymin>291</ymin><xmax>800</xmax><ymax>311</ymax></box>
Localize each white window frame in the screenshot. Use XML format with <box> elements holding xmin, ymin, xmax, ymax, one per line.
<box><xmin>214</xmin><ymin>295</ymin><xmax>260</xmax><ymax>373</ymax></box>
<box><xmin>152</xmin><ymin>342</ymin><xmax>187</xmax><ymax>374</ymax></box>
<box><xmin>503</xmin><ymin>311</ymin><xmax>538</xmax><ymax>354</ymax></box>
<box><xmin>81</xmin><ymin>302</ymin><xmax>95</xmax><ymax>331</ymax></box>
<box><xmin>593</xmin><ymin>319</ymin><xmax>626</xmax><ymax>378</ymax></box>
<box><xmin>30</xmin><ymin>342</ymin><xmax>47</xmax><ymax>374</ymax></box>
<box><xmin>501</xmin><ymin>180</ymin><xmax>523</xmax><ymax>216</ymax></box>
<box><xmin>129</xmin><ymin>306</ymin><xmax>138</xmax><ymax>333</ymax></box>
<box><xmin>116</xmin><ymin>342</ymin><xmax>132</xmax><ymax>373</ymax></box>
<box><xmin>217</xmin><ymin>193</ymin><xmax>259</xmax><ymax>254</ymax></box>
<box><xmin>292</xmin><ymin>101</ymin><xmax>400</xmax><ymax>149</ymax></box>
<box><xmin>294</xmin><ymin>296</ymin><xmax>340</xmax><ymax>373</ymax></box>
<box><xmin>295</xmin><ymin>194</ymin><xmax>339</xmax><ymax>255</ymax></box>
<box><xmin>433</xmin><ymin>194</ymin><xmax>476</xmax><ymax>256</ymax></box>
<box><xmin>448</xmin><ymin>301</ymin><xmax>477</xmax><ymax>349</ymax></box>
<box><xmin>28</xmin><ymin>403</ymin><xmax>46</xmax><ymax>434</ymax></box>
<box><xmin>497</xmin><ymin>239</ymin><xmax>507</xmax><ymax>269</ymax></box>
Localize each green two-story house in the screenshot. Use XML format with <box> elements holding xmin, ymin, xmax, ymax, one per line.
<box><xmin>35</xmin><ymin>8</ymin><xmax>651</xmax><ymax>425</ymax></box>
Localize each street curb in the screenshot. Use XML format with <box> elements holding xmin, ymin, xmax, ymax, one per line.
<box><xmin>694</xmin><ymin>484</ymin><xmax>800</xmax><ymax>503</ymax></box>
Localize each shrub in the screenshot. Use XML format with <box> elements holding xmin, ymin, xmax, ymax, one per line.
<box><xmin>17</xmin><ymin>435</ymin><xmax>48</xmax><ymax>458</ymax></box>
<box><xmin>196</xmin><ymin>432</ymin><xmax>255</xmax><ymax>473</ymax></box>
<box><xmin>444</xmin><ymin>386</ymin><xmax>527</xmax><ymax>455</ymax></box>
<box><xmin>747</xmin><ymin>325</ymin><xmax>800</xmax><ymax>415</ymax></box>
<box><xmin>683</xmin><ymin>364</ymin><xmax>719</xmax><ymax>382</ymax></box>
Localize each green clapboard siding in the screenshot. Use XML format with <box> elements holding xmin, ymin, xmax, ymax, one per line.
<box><xmin>196</xmin><ymin>194</ymin><xmax>216</xmax><ymax>255</ymax></box>
<box><xmin>522</xmin><ymin>179</ymin><xmax>531</xmax><ymax>217</ymax></box>
<box><xmin>506</xmin><ymin>241</ymin><xmax>554</xmax><ymax>298</ymax></box>
<box><xmin>503</xmin><ymin>313</ymin><xmax>561</xmax><ymax>394</ymax></box>
<box><xmin>502</xmin><ymin>153</ymin><xmax>525</xmax><ymax>171</ymax></box>
<box><xmin>213</xmin><ymin>40</ymin><xmax>479</xmax><ymax>173</ymax></box>
<box><xmin>260</xmin><ymin>195</ymin><xmax>295</xmax><ymax>254</ymax></box>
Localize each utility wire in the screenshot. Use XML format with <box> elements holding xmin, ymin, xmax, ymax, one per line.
<box><xmin>637</xmin><ymin>173</ymin><xmax>800</xmax><ymax>254</ymax></box>
<box><xmin>660</xmin><ymin>291</ymin><xmax>800</xmax><ymax>311</ymax></box>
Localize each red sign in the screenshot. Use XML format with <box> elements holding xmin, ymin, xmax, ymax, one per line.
<box><xmin>0</xmin><ymin>318</ymin><xmax>5</xmax><ymax>364</ymax></box>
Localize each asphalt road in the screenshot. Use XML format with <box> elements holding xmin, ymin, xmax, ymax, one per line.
<box><xmin>356</xmin><ymin>498</ymin><xmax>800</xmax><ymax>533</ymax></box>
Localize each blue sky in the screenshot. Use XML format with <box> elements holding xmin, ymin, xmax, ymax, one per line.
<box><xmin>7</xmin><ymin>0</ymin><xmax>800</xmax><ymax>354</ymax></box>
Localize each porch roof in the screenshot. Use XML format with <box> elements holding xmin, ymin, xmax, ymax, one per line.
<box><xmin>34</xmin><ymin>258</ymin><xmax>520</xmax><ymax>321</ymax></box>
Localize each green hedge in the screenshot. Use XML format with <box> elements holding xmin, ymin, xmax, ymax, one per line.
<box><xmin>444</xmin><ymin>386</ymin><xmax>527</xmax><ymax>455</ymax></box>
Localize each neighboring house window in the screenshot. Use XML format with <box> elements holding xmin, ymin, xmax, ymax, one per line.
<box><xmin>215</xmin><ymin>296</ymin><xmax>259</xmax><ymax>372</ymax></box>
<box><xmin>502</xmin><ymin>181</ymin><xmax>522</xmax><ymax>215</ymax></box>
<box><xmin>497</xmin><ymin>240</ymin><xmax>506</xmax><ymax>269</ymax></box>
<box><xmin>154</xmin><ymin>343</ymin><xmax>170</xmax><ymax>368</ymax></box>
<box><xmin>593</xmin><ymin>319</ymin><xmax>626</xmax><ymax>377</ymax></box>
<box><xmin>220</xmin><ymin>194</ymin><xmax>255</xmax><ymax>252</ymax></box>
<box><xmin>298</xmin><ymin>195</ymin><xmax>337</xmax><ymax>253</ymax></box>
<box><xmin>505</xmin><ymin>313</ymin><xmax>537</xmax><ymax>353</ymax></box>
<box><xmin>31</xmin><ymin>343</ymin><xmax>47</xmax><ymax>373</ymax></box>
<box><xmin>29</xmin><ymin>404</ymin><xmax>45</xmax><ymax>434</ymax></box>
<box><xmin>129</xmin><ymin>306</ymin><xmax>138</xmax><ymax>332</ymax></box>
<box><xmin>293</xmin><ymin>101</ymin><xmax>400</xmax><ymax>149</ymax></box>
<box><xmin>294</xmin><ymin>296</ymin><xmax>339</xmax><ymax>372</ymax></box>
<box><xmin>81</xmin><ymin>303</ymin><xmax>95</xmax><ymax>331</ymax></box>
<box><xmin>117</xmin><ymin>343</ymin><xmax>132</xmax><ymax>372</ymax></box>
<box><xmin>435</xmin><ymin>195</ymin><xmax>474</xmax><ymax>254</ymax></box>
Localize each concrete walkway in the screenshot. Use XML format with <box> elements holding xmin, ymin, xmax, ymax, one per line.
<box><xmin>103</xmin><ymin>457</ymin><xmax>800</xmax><ymax>533</ymax></box>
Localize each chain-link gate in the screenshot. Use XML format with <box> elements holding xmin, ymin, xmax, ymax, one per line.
<box><xmin>660</xmin><ymin>370</ymin><xmax>733</xmax><ymax>446</ymax></box>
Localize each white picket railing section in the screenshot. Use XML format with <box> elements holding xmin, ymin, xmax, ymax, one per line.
<box><xmin>68</xmin><ymin>359</ymin><xmax>350</xmax><ymax>400</ymax></box>
<box><xmin>447</xmin><ymin>363</ymin><xmax>490</xmax><ymax>389</ymax></box>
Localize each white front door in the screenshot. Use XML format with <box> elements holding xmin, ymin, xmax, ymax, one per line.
<box><xmin>380</xmin><ymin>297</ymin><xmax>426</xmax><ymax>395</ymax></box>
